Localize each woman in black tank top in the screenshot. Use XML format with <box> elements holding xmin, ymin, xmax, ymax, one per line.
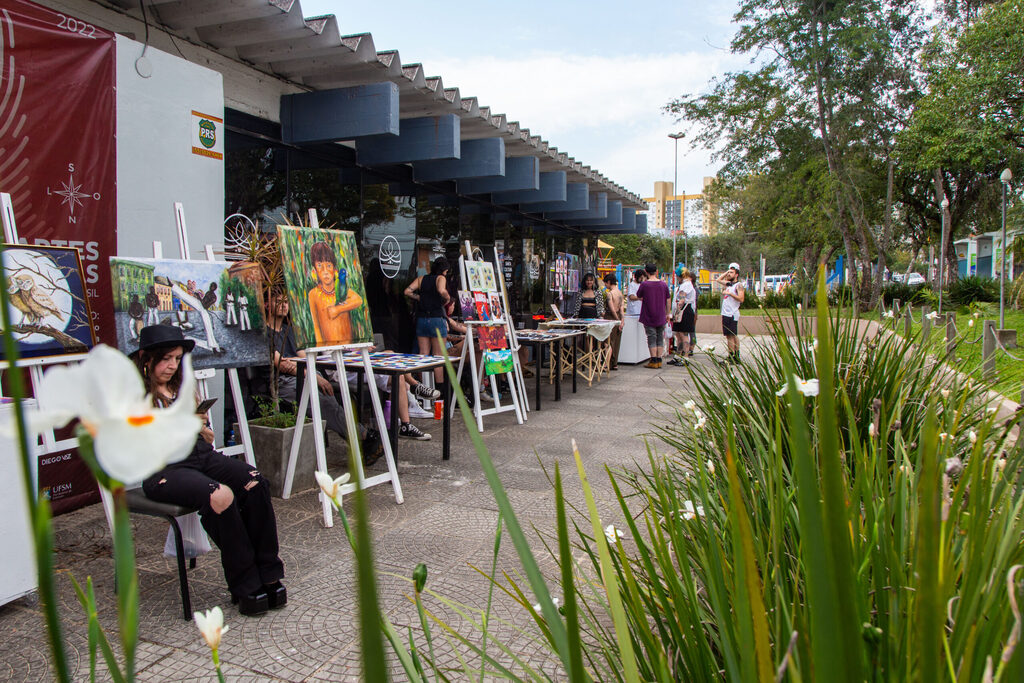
<box><xmin>405</xmin><ymin>256</ymin><xmax>452</xmax><ymax>381</ymax></box>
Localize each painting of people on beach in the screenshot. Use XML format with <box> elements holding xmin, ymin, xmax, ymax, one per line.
<box><xmin>277</xmin><ymin>226</ymin><xmax>372</xmax><ymax>349</ymax></box>
<box><xmin>108</xmin><ymin>256</ymin><xmax>265</xmax><ymax>369</ymax></box>
<box><xmin>2</xmin><ymin>245</ymin><xmax>96</xmax><ymax>361</ymax></box>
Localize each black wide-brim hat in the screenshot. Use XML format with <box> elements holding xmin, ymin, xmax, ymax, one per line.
<box><xmin>133</xmin><ymin>324</ymin><xmax>196</xmax><ymax>357</ymax></box>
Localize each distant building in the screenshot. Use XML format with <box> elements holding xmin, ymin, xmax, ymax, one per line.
<box><xmin>643</xmin><ymin>177</ymin><xmax>719</xmax><ymax>238</ymax></box>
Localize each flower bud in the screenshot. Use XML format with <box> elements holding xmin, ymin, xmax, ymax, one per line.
<box><xmin>413</xmin><ymin>563</ymin><xmax>428</xmax><ymax>593</ymax></box>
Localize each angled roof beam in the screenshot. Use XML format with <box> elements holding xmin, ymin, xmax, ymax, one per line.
<box><xmin>492</xmin><ymin>171</ymin><xmax>566</xmax><ymax>205</ymax></box>
<box><xmin>356</xmin><ymin>114</ymin><xmax>460</xmax><ymax>165</ymax></box>
<box><xmin>413</xmin><ymin>138</ymin><xmax>504</xmax><ymax>182</ymax></box>
<box><xmin>520</xmin><ymin>182</ymin><xmax>589</xmax><ymax>212</ymax></box>
<box><xmin>280</xmin><ymin>82</ymin><xmax>399</xmax><ymax>144</ymax></box>
<box><xmin>545</xmin><ymin>192</ymin><xmax>608</xmax><ymax>220</ymax></box>
<box><xmin>456</xmin><ymin>156</ymin><xmax>539</xmax><ymax>194</ymax></box>
<box><xmin>571</xmin><ymin>200</ymin><xmax>624</xmax><ymax>226</ymax></box>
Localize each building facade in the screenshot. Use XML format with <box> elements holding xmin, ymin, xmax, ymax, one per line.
<box><xmin>643</xmin><ymin>177</ymin><xmax>718</xmax><ymax>238</ymax></box>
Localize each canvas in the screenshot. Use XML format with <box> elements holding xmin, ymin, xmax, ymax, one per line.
<box><xmin>483</xmin><ymin>349</ymin><xmax>513</xmax><ymax>376</ymax></box>
<box><xmin>108</xmin><ymin>256</ymin><xmax>266</xmax><ymax>369</ymax></box>
<box><xmin>2</xmin><ymin>245</ymin><xmax>96</xmax><ymax>361</ymax></box>
<box><xmin>473</xmin><ymin>291</ymin><xmax>492</xmax><ymax>321</ymax></box>
<box><xmin>488</xmin><ymin>292</ymin><xmax>504</xmax><ymax>321</ymax></box>
<box><xmin>277</xmin><ymin>226</ymin><xmax>372</xmax><ymax>350</ymax></box>
<box><xmin>479</xmin><ymin>261</ymin><xmax>497</xmax><ymax>292</ymax></box>
<box><xmin>465</xmin><ymin>261</ymin><xmax>485</xmax><ymax>291</ymax></box>
<box><xmin>458</xmin><ymin>290</ymin><xmax>477</xmax><ymax>321</ymax></box>
<box><xmin>475</xmin><ymin>324</ymin><xmax>508</xmax><ymax>350</ymax></box>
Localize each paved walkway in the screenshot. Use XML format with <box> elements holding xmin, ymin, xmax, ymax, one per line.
<box><xmin>0</xmin><ymin>339</ymin><xmax>756</xmax><ymax>681</ymax></box>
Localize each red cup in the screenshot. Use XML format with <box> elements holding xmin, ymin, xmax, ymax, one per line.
<box><xmin>433</xmin><ymin>400</ymin><xmax>443</xmax><ymax>420</ymax></box>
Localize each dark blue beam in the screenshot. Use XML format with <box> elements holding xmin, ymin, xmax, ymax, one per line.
<box><xmin>634</xmin><ymin>213</ymin><xmax>648</xmax><ymax>234</ymax></box>
<box><xmin>521</xmin><ymin>182</ymin><xmax>589</xmax><ymax>212</ymax></box>
<box><xmin>491</xmin><ymin>171</ymin><xmax>566</xmax><ymax>204</ymax></box>
<box><xmin>457</xmin><ymin>156</ymin><xmax>539</xmax><ymax>194</ymax></box>
<box><xmin>413</xmin><ymin>138</ymin><xmax>504</xmax><ymax>182</ymax></box>
<box><xmin>281</xmin><ymin>82</ymin><xmax>399</xmax><ymax>144</ymax></box>
<box><xmin>545</xmin><ymin>192</ymin><xmax>608</xmax><ymax>220</ymax></box>
<box><xmin>572</xmin><ymin>200</ymin><xmax>623</xmax><ymax>226</ymax></box>
<box><xmin>576</xmin><ymin>208</ymin><xmax>637</xmax><ymax>233</ymax></box>
<box><xmin>357</xmin><ymin>114</ymin><xmax>460</xmax><ymax>165</ymax></box>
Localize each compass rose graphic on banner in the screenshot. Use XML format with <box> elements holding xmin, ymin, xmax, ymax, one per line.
<box><xmin>46</xmin><ymin>163</ymin><xmax>102</xmax><ymax>224</ymax></box>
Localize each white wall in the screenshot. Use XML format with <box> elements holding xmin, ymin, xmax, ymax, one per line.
<box><xmin>116</xmin><ymin>35</ymin><xmax>224</xmax><ymax>260</ymax></box>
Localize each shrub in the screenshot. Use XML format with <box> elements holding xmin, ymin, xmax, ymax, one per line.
<box><xmin>947</xmin><ymin>275</ymin><xmax>999</xmax><ymax>306</ymax></box>
<box><xmin>882</xmin><ymin>281</ymin><xmax>932</xmax><ymax>306</ymax></box>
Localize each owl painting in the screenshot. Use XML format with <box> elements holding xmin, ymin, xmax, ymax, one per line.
<box><xmin>8</xmin><ymin>273</ymin><xmax>63</xmax><ymax>325</ymax></box>
<box><xmin>1</xmin><ymin>245</ymin><xmax>95</xmax><ymax>361</ymax></box>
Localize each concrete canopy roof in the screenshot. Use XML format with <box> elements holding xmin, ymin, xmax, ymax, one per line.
<box><xmin>105</xmin><ymin>0</ymin><xmax>646</xmax><ymax>225</ymax></box>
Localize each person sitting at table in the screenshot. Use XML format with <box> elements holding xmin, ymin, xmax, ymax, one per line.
<box><xmin>265</xmin><ymin>293</ymin><xmax>386</xmax><ymax>464</ymax></box>
<box><xmin>135</xmin><ymin>325</ymin><xmax>286</xmax><ymax>617</ymax></box>
<box><xmin>570</xmin><ymin>272</ymin><xmax>605</xmax><ymax>319</ymax></box>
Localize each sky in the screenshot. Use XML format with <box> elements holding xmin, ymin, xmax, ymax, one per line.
<box><xmin>299</xmin><ymin>0</ymin><xmax>748</xmax><ymax>199</ymax></box>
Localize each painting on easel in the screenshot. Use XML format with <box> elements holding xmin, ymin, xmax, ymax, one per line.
<box><xmin>476</xmin><ymin>324</ymin><xmax>508</xmax><ymax>350</ymax></box>
<box><xmin>277</xmin><ymin>226</ymin><xmax>372</xmax><ymax>349</ymax></box>
<box><xmin>1</xmin><ymin>245</ymin><xmax>96</xmax><ymax>360</ymax></box>
<box><xmin>108</xmin><ymin>256</ymin><xmax>266</xmax><ymax>369</ymax></box>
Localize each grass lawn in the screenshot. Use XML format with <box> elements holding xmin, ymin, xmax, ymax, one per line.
<box><xmin>870</xmin><ymin>307</ymin><xmax>1024</xmax><ymax>401</ymax></box>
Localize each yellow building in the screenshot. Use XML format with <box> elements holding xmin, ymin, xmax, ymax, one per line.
<box><xmin>643</xmin><ymin>177</ymin><xmax>719</xmax><ymax>237</ymax></box>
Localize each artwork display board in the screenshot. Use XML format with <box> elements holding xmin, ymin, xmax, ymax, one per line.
<box><xmin>483</xmin><ymin>349</ymin><xmax>513</xmax><ymax>376</ymax></box>
<box><xmin>479</xmin><ymin>262</ymin><xmax>497</xmax><ymax>292</ymax></box>
<box><xmin>458</xmin><ymin>290</ymin><xmax>476</xmax><ymax>321</ymax></box>
<box><xmin>473</xmin><ymin>291</ymin><xmax>492</xmax><ymax>321</ymax></box>
<box><xmin>2</xmin><ymin>245</ymin><xmax>96</xmax><ymax>360</ymax></box>
<box><xmin>465</xmin><ymin>261</ymin><xmax>486</xmax><ymax>291</ymax></box>
<box><xmin>487</xmin><ymin>292</ymin><xmax>504</xmax><ymax>322</ymax></box>
<box><xmin>476</xmin><ymin>325</ymin><xmax>508</xmax><ymax>350</ymax></box>
<box><xmin>108</xmin><ymin>256</ymin><xmax>265</xmax><ymax>369</ymax></box>
<box><xmin>277</xmin><ymin>226</ymin><xmax>372</xmax><ymax>349</ymax></box>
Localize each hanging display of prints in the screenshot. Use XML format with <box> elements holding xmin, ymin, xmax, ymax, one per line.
<box><xmin>277</xmin><ymin>226</ymin><xmax>373</xmax><ymax>349</ymax></box>
<box><xmin>1</xmin><ymin>245</ymin><xmax>96</xmax><ymax>360</ymax></box>
<box><xmin>473</xmin><ymin>291</ymin><xmax>492</xmax><ymax>321</ymax></box>
<box><xmin>458</xmin><ymin>290</ymin><xmax>477</xmax><ymax>321</ymax></box>
<box><xmin>487</xmin><ymin>292</ymin><xmax>504</xmax><ymax>322</ymax></box>
<box><xmin>479</xmin><ymin>261</ymin><xmax>497</xmax><ymax>292</ymax></box>
<box><xmin>483</xmin><ymin>349</ymin><xmax>513</xmax><ymax>376</ymax></box>
<box><xmin>465</xmin><ymin>261</ymin><xmax>485</xmax><ymax>291</ymax></box>
<box><xmin>108</xmin><ymin>256</ymin><xmax>266</xmax><ymax>369</ymax></box>
<box><xmin>475</xmin><ymin>324</ymin><xmax>508</xmax><ymax>350</ymax></box>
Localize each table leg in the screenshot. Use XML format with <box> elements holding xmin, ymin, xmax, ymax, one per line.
<box><xmin>535</xmin><ymin>343</ymin><xmax>542</xmax><ymax>410</ymax></box>
<box><xmin>572</xmin><ymin>335</ymin><xmax>578</xmax><ymax>394</ymax></box>
<box><xmin>555</xmin><ymin>340</ymin><xmax>562</xmax><ymax>402</ymax></box>
<box><xmin>388</xmin><ymin>371</ymin><xmax>399</xmax><ymax>459</ymax></box>
<box><xmin>442</xmin><ymin>370</ymin><xmax>451</xmax><ymax>460</ymax></box>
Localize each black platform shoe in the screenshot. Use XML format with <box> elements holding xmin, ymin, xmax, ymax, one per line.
<box><xmin>265</xmin><ymin>581</ymin><xmax>287</xmax><ymax>609</ymax></box>
<box><xmin>231</xmin><ymin>589</ymin><xmax>269</xmax><ymax>616</ymax></box>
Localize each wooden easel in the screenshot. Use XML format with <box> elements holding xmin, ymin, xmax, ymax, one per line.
<box><xmin>453</xmin><ymin>241</ymin><xmax>526</xmax><ymax>432</ymax></box>
<box><xmin>279</xmin><ymin>209</ymin><xmax>403</xmax><ymax>528</ymax></box>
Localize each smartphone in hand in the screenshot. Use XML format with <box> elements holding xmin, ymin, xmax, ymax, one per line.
<box><xmin>196</xmin><ymin>397</ymin><xmax>218</xmax><ymax>414</ymax></box>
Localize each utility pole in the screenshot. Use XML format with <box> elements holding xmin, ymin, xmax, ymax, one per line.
<box><xmin>669</xmin><ymin>132</ymin><xmax>684</xmax><ymax>286</ymax></box>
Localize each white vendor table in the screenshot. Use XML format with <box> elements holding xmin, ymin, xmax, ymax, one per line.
<box><xmin>0</xmin><ymin>402</ymin><xmax>37</xmax><ymax>606</ymax></box>
<box><xmin>618</xmin><ymin>315</ymin><xmax>651</xmax><ymax>364</ymax></box>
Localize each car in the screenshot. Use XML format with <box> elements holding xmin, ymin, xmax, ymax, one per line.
<box><xmin>905</xmin><ymin>272</ymin><xmax>926</xmax><ymax>286</ymax></box>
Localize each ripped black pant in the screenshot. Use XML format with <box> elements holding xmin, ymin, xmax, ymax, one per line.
<box><xmin>142</xmin><ymin>441</ymin><xmax>284</xmax><ymax>598</ymax></box>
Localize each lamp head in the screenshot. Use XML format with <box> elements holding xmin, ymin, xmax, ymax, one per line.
<box><xmin>940</xmin><ymin>197</ymin><xmax>949</xmax><ymax>210</ymax></box>
<box><xmin>1001</xmin><ymin>168</ymin><xmax>1013</xmax><ymax>184</ymax></box>
<box><xmin>668</xmin><ymin>132</ymin><xmax>684</xmax><ymax>140</ymax></box>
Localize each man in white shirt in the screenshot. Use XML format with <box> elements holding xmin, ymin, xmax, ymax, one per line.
<box><xmin>715</xmin><ymin>262</ymin><xmax>745</xmax><ymax>363</ymax></box>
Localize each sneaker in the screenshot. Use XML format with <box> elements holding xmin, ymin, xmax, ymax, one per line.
<box><xmin>407</xmin><ymin>402</ymin><xmax>434</xmax><ymax>419</ymax></box>
<box><xmin>413</xmin><ymin>383</ymin><xmax>441</xmax><ymax>400</ymax></box>
<box><xmin>645</xmin><ymin>359</ymin><xmax>658</xmax><ymax>369</ymax></box>
<box><xmin>399</xmin><ymin>422</ymin><xmax>432</xmax><ymax>440</ymax></box>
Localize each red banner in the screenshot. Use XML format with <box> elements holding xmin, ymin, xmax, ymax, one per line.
<box><xmin>0</xmin><ymin>0</ymin><xmax>116</xmax><ymax>344</ymax></box>
<box><xmin>1</xmin><ymin>0</ymin><xmax>117</xmax><ymax>514</ymax></box>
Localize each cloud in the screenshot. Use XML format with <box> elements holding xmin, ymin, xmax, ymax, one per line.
<box><xmin>425</xmin><ymin>50</ymin><xmax>746</xmax><ymax>197</ymax></box>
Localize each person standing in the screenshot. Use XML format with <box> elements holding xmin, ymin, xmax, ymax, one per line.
<box><xmin>625</xmin><ymin>269</ymin><xmax>646</xmax><ymax>317</ymax></box>
<box><xmin>570</xmin><ymin>272</ymin><xmax>605</xmax><ymax>319</ymax></box>
<box><xmin>631</xmin><ymin>263</ymin><xmax>670</xmax><ymax>368</ymax></box>
<box><xmin>716</xmin><ymin>262</ymin><xmax>745</xmax><ymax>363</ymax></box>
<box><xmin>668</xmin><ymin>268</ymin><xmax>698</xmax><ymax>365</ymax></box>
<box><xmin>405</xmin><ymin>256</ymin><xmax>452</xmax><ymax>384</ymax></box>
<box><xmin>602</xmin><ymin>273</ymin><xmax>624</xmax><ymax>371</ymax></box>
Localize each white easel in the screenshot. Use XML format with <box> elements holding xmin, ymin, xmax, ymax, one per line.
<box><xmin>493</xmin><ymin>245</ymin><xmax>531</xmax><ymax>415</ymax></box>
<box><xmin>453</xmin><ymin>240</ymin><xmax>526</xmax><ymax>432</ymax></box>
<box><xmin>279</xmin><ymin>209</ymin><xmax>404</xmax><ymax>528</ymax></box>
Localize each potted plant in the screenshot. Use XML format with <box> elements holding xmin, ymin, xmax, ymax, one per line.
<box><xmin>223</xmin><ymin>219</ymin><xmax>323</xmax><ymax>496</ymax></box>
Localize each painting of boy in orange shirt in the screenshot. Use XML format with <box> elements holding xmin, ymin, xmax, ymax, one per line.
<box><xmin>307</xmin><ymin>241</ymin><xmax>363</xmax><ymax>346</ymax></box>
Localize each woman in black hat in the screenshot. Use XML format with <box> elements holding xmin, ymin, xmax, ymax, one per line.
<box><xmin>134</xmin><ymin>325</ymin><xmax>285</xmax><ymax>616</ymax></box>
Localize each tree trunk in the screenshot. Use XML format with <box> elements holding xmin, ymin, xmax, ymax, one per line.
<box><xmin>870</xmin><ymin>158</ymin><xmax>896</xmax><ymax>310</ymax></box>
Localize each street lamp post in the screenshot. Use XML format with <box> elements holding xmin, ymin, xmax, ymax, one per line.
<box><xmin>1000</xmin><ymin>168</ymin><xmax>1012</xmax><ymax>329</ymax></box>
<box><xmin>939</xmin><ymin>196</ymin><xmax>949</xmax><ymax>314</ymax></box>
<box><xmin>669</xmin><ymin>132</ymin><xmax>684</xmax><ymax>284</ymax></box>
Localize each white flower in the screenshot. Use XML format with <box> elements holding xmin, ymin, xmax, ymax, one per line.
<box><xmin>925</xmin><ymin>311</ymin><xmax>939</xmax><ymax>321</ymax></box>
<box><xmin>968</xmin><ymin>319</ymin><xmax>975</xmax><ymax>328</ymax></box>
<box><xmin>533</xmin><ymin>596</ymin><xmax>560</xmax><ymax>612</ymax></box>
<box><xmin>973</xmin><ymin>311</ymin><xmax>981</xmax><ymax>319</ymax></box>
<box><xmin>969</xmin><ymin>430</ymin><xmax>978</xmax><ymax>445</ymax></box>
<box><xmin>794</xmin><ymin>376</ymin><xmax>820</xmax><ymax>397</ymax></box>
<box><xmin>868</xmin><ymin>423</ymin><xmax>876</xmax><ymax>438</ymax></box>
<box><xmin>938</xmin><ymin>432</ymin><xmax>949</xmax><ymax>441</ymax></box>
<box><xmin>315</xmin><ymin>471</ymin><xmax>351</xmax><ymax>503</ymax></box>
<box><xmin>8</xmin><ymin>345</ymin><xmax>201</xmax><ymax>483</ymax></box>
<box><xmin>693</xmin><ymin>415</ymin><xmax>707</xmax><ymax>431</ymax></box>
<box><xmin>812</xmin><ymin>339</ymin><xmax>819</xmax><ymax>351</ymax></box>
<box><xmin>194</xmin><ymin>606</ymin><xmax>228</xmax><ymax>651</ymax></box>
<box><xmin>796</xmin><ymin>303</ymin><xmax>802</xmax><ymax>311</ymax></box>
<box><xmin>899</xmin><ymin>464</ymin><xmax>912</xmax><ymax>475</ymax></box>
<box><xmin>883</xmin><ymin>310</ymin><xmax>894</xmax><ymax>319</ymax></box>
<box><xmin>683</xmin><ymin>400</ymin><xmax>697</xmax><ymax>413</ymax></box>
<box><xmin>706</xmin><ymin>459</ymin><xmax>715</xmax><ymax>475</ymax></box>
<box><xmin>775</xmin><ymin>385</ymin><xmax>789</xmax><ymax>397</ymax></box>
<box><xmin>703</xmin><ymin>344</ymin><xmax>717</xmax><ymax>355</ymax></box>
<box><xmin>604</xmin><ymin>524</ymin><xmax>623</xmax><ymax>544</ymax></box>
<box><xmin>679</xmin><ymin>500</ymin><xmax>705</xmax><ymax>521</ymax></box>
<box><xmin>940</xmin><ymin>389</ymin><xmax>950</xmax><ymax>399</ymax></box>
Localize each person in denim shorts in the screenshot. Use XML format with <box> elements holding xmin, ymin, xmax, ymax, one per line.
<box><xmin>405</xmin><ymin>256</ymin><xmax>452</xmax><ymax>383</ymax></box>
